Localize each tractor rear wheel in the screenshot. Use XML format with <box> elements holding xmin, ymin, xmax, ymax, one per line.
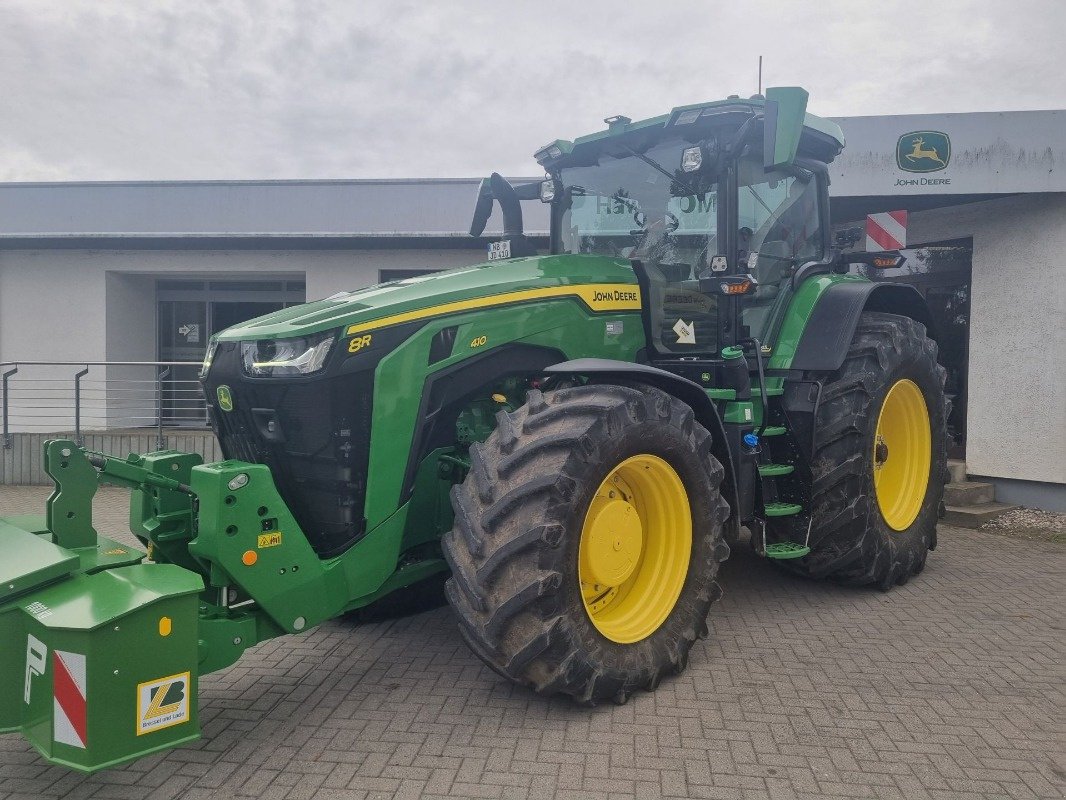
<box><xmin>773</xmin><ymin>312</ymin><xmax>949</xmax><ymax>588</ymax></box>
<box><xmin>443</xmin><ymin>383</ymin><xmax>730</xmax><ymax>704</ymax></box>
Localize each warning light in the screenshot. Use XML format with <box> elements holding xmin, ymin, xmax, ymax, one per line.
<box><xmin>159</xmin><ymin>617</ymin><xmax>172</xmax><ymax>637</ymax></box>
<box><xmin>242</xmin><ymin>551</ymin><xmax>258</xmax><ymax>566</ymax></box>
<box><xmin>720</xmin><ymin>279</ymin><xmax>754</xmax><ymax>295</ymax></box>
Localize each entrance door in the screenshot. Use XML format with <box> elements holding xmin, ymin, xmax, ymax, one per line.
<box><xmin>851</xmin><ymin>239</ymin><xmax>972</xmax><ymax>458</ymax></box>
<box><xmin>157</xmin><ymin>279</ymin><xmax>306</xmax><ymax>425</ymax></box>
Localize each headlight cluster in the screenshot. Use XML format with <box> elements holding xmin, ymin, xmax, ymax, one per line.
<box><xmin>240</xmin><ymin>332</ymin><xmax>335</xmax><ymax>377</ymax></box>
<box><xmin>200</xmin><ymin>338</ymin><xmax>219</xmax><ymax>379</ymax></box>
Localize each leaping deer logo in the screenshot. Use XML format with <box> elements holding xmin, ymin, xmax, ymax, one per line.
<box><xmin>905</xmin><ymin>136</ymin><xmax>946</xmax><ymax>167</ymax></box>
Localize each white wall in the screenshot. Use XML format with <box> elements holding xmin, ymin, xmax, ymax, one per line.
<box><xmin>302</xmin><ymin>248</ymin><xmax>486</xmax><ymax>301</ymax></box>
<box><xmin>908</xmin><ymin>194</ymin><xmax>1066</xmax><ymax>485</ymax></box>
<box><xmin>0</xmin><ymin>245</ymin><xmax>485</xmax><ymax>431</ymax></box>
<box><xmin>0</xmin><ymin>246</ymin><xmax>486</xmax><ymax>361</ymax></box>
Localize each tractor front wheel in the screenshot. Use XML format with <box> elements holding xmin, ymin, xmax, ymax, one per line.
<box><xmin>443</xmin><ymin>383</ymin><xmax>730</xmax><ymax>704</ymax></box>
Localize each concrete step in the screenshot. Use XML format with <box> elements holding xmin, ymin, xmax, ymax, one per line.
<box><xmin>947</xmin><ymin>459</ymin><xmax>967</xmax><ymax>484</ymax></box>
<box><xmin>943</xmin><ymin>502</ymin><xmax>1017</xmax><ymax>528</ymax></box>
<box><xmin>943</xmin><ymin>480</ymin><xmax>995</xmax><ymax>506</ymax></box>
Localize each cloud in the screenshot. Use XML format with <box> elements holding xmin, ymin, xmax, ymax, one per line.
<box><xmin>0</xmin><ymin>0</ymin><xmax>1062</xmax><ymax>181</ymax></box>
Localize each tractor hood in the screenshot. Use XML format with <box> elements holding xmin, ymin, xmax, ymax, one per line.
<box><xmin>213</xmin><ymin>253</ymin><xmax>638</xmax><ymax>342</ymax></box>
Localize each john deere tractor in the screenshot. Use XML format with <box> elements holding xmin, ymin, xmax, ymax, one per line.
<box><xmin>0</xmin><ymin>87</ymin><xmax>947</xmax><ymax>772</ymax></box>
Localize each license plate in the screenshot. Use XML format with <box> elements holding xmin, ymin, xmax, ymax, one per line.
<box><xmin>487</xmin><ymin>240</ymin><xmax>511</xmax><ymax>261</ymax></box>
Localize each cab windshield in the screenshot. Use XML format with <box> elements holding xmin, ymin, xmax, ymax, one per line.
<box><xmin>558</xmin><ymin>140</ymin><xmax>720</xmax><ymax>353</ymax></box>
<box><xmin>557</xmin><ymin>140</ymin><xmax>719</xmax><ymax>269</ymax></box>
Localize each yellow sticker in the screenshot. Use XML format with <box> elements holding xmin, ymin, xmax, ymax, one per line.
<box><xmin>348</xmin><ymin>334</ymin><xmax>372</xmax><ymax>353</ymax></box>
<box><xmin>103</xmin><ymin>547</ymin><xmax>128</xmax><ymax>556</ymax></box>
<box><xmin>137</xmin><ymin>671</ymin><xmax>190</xmax><ymax>735</ymax></box>
<box><xmin>343</xmin><ymin>285</ymin><xmax>642</xmax><ymax>336</ymax></box>
<box><xmin>469</xmin><ymin>335</ymin><xmax>488</xmax><ymax>349</ymax></box>
<box><xmin>217</xmin><ymin>385</ymin><xmax>234</xmax><ymax>412</ymax></box>
<box><xmin>571</xmin><ymin>285</ymin><xmax>642</xmax><ymax>312</ymax></box>
<box><xmin>258</xmin><ymin>532</ymin><xmax>282</xmax><ymax>549</ymax></box>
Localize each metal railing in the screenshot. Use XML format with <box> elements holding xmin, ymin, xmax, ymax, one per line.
<box><xmin>1</xmin><ymin>361</ymin><xmax>207</xmax><ymax>450</ymax></box>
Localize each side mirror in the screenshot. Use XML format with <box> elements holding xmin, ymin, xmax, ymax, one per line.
<box><xmin>763</xmin><ymin>87</ymin><xmax>809</xmax><ymax>170</ymax></box>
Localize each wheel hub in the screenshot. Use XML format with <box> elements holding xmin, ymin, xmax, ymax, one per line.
<box><xmin>578</xmin><ymin>454</ymin><xmax>692</xmax><ymax>644</ymax></box>
<box><xmin>580</xmin><ymin>497</ymin><xmax>643</xmax><ymax>587</ymax></box>
<box><xmin>875</xmin><ymin>437</ymin><xmax>889</xmax><ymax>466</ymax></box>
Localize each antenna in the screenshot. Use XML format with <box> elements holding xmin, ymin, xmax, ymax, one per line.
<box><xmin>758</xmin><ymin>56</ymin><xmax>763</xmax><ymax>96</ymax></box>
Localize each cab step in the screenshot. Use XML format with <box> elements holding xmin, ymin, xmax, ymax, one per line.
<box><xmin>764</xmin><ymin>502</ymin><xmax>803</xmax><ymax>517</ymax></box>
<box><xmin>761</xmin><ymin>425</ymin><xmax>788</xmax><ymax>437</ymax></box>
<box><xmin>758</xmin><ymin>463</ymin><xmax>794</xmax><ymax>477</ymax></box>
<box><xmin>764</xmin><ymin>542</ymin><xmax>811</xmax><ymax>560</ymax></box>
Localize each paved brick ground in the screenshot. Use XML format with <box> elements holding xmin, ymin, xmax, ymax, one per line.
<box><xmin>1</xmin><ymin>485</ymin><xmax>1063</xmax><ymax>800</ymax></box>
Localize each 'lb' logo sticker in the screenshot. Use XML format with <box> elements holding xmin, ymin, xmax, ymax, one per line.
<box><xmin>137</xmin><ymin>672</ymin><xmax>191</xmax><ymax>735</ymax></box>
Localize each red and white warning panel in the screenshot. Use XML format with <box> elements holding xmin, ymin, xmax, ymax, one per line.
<box><xmin>53</xmin><ymin>650</ymin><xmax>87</xmax><ymax>749</ymax></box>
<box><xmin>866</xmin><ymin>210</ymin><xmax>908</xmax><ymax>251</ymax></box>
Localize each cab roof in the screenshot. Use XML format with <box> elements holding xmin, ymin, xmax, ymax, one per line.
<box><xmin>534</xmin><ymin>93</ymin><xmax>846</xmax><ymax>169</ymax></box>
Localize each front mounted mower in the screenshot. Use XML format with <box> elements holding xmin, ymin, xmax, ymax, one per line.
<box><xmin>1</xmin><ymin>87</ymin><xmax>947</xmax><ymax>772</ymax></box>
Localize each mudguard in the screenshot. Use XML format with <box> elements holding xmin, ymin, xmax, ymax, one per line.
<box><xmin>544</xmin><ymin>358</ymin><xmax>741</xmax><ymax>539</ymax></box>
<box><xmin>790</xmin><ymin>282</ymin><xmax>937</xmax><ymax>373</ymax></box>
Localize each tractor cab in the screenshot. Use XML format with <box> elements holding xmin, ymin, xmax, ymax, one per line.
<box><xmin>474</xmin><ymin>87</ymin><xmax>844</xmax><ymax>375</ymax></box>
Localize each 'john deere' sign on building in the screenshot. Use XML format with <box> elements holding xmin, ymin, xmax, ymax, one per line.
<box><xmin>830</xmin><ymin>110</ymin><xmax>1063</xmax><ymax>196</ymax></box>
<box><xmin>896</xmin><ymin>131</ymin><xmax>951</xmax><ymax>173</ymax></box>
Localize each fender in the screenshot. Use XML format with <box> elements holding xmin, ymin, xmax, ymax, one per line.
<box><xmin>403</xmin><ymin>343</ymin><xmax>566</xmax><ymax>500</ymax></box>
<box><xmin>789</xmin><ymin>281</ymin><xmax>938</xmax><ymax>373</ymax></box>
<box><xmin>544</xmin><ymin>358</ymin><xmax>741</xmax><ymax>539</ymax></box>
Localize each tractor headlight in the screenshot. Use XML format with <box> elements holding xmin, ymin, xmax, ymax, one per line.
<box><xmin>200</xmin><ymin>337</ymin><xmax>219</xmax><ymax>379</ymax></box>
<box><xmin>241</xmin><ymin>331</ymin><xmax>335</xmax><ymax>377</ymax></box>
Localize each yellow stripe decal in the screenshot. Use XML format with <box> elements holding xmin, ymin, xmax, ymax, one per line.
<box><xmin>344</xmin><ymin>285</ymin><xmax>641</xmax><ymax>336</ymax></box>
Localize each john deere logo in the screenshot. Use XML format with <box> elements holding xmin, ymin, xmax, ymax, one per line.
<box><xmin>216</xmin><ymin>385</ymin><xmax>234</xmax><ymax>412</ymax></box>
<box><xmin>896</xmin><ymin>131</ymin><xmax>950</xmax><ymax>173</ymax></box>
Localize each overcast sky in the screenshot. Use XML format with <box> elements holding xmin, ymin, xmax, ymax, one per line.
<box><xmin>2</xmin><ymin>0</ymin><xmax>1063</xmax><ymax>182</ymax></box>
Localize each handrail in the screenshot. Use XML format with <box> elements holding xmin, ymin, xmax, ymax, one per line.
<box><xmin>0</xmin><ymin>360</ymin><xmax>207</xmax><ymax>448</ymax></box>
<box><xmin>0</xmin><ymin>360</ymin><xmax>196</xmax><ymax>368</ymax></box>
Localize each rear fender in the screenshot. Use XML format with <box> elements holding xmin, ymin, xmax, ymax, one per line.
<box><xmin>789</xmin><ymin>282</ymin><xmax>937</xmax><ymax>373</ymax></box>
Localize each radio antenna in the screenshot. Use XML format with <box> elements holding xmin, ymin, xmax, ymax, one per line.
<box><xmin>758</xmin><ymin>56</ymin><xmax>763</xmax><ymax>95</ymax></box>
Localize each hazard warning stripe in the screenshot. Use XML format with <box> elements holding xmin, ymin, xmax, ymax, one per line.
<box><xmin>53</xmin><ymin>651</ymin><xmax>87</xmax><ymax>749</ymax></box>
<box><xmin>866</xmin><ymin>210</ymin><xmax>907</xmax><ymax>251</ymax></box>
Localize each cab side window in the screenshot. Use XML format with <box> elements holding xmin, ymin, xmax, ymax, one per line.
<box><xmin>737</xmin><ymin>159</ymin><xmax>823</xmax><ymax>340</ymax></box>
<box><xmin>737</xmin><ymin>159</ymin><xmax>822</xmax><ymax>272</ymax></box>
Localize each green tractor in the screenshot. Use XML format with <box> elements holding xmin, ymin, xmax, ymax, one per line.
<box><xmin>0</xmin><ymin>87</ymin><xmax>947</xmax><ymax>772</ymax></box>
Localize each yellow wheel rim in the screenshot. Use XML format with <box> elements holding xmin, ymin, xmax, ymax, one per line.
<box><xmin>873</xmin><ymin>379</ymin><xmax>932</xmax><ymax>531</ymax></box>
<box><xmin>578</xmin><ymin>454</ymin><xmax>692</xmax><ymax>644</ymax></box>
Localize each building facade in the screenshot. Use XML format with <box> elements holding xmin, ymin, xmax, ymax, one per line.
<box><xmin>0</xmin><ymin>111</ymin><xmax>1063</xmax><ymax>508</ymax></box>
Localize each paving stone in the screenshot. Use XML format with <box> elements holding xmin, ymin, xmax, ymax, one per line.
<box><xmin>0</xmin><ymin>485</ymin><xmax>1063</xmax><ymax>800</ymax></box>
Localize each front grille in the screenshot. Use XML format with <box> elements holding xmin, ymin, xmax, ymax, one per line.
<box><xmin>212</xmin><ymin>371</ymin><xmax>374</xmax><ymax>558</ymax></box>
